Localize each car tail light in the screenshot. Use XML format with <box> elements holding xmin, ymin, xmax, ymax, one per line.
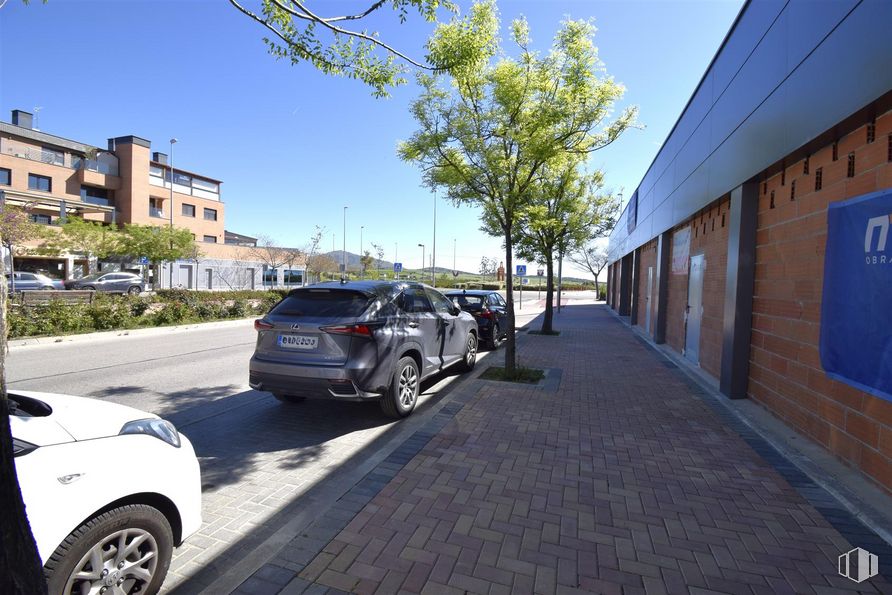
<box><xmin>254</xmin><ymin>319</ymin><xmax>274</xmax><ymax>332</ymax></box>
<box><xmin>320</xmin><ymin>324</ymin><xmax>375</xmax><ymax>338</ymax></box>
<box><xmin>479</xmin><ymin>307</ymin><xmax>497</xmax><ymax>320</ymax></box>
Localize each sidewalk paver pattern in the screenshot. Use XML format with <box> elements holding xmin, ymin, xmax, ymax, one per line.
<box><xmin>257</xmin><ymin>305</ymin><xmax>891</xmax><ymax>593</ymax></box>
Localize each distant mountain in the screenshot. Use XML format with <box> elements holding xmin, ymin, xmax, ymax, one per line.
<box><xmin>324</xmin><ymin>250</ymin><xmax>392</xmax><ymax>271</ymax></box>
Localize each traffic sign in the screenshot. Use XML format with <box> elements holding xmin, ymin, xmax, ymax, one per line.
<box><xmin>393</xmin><ymin>262</ymin><xmax>403</xmax><ymax>272</ymax></box>
<box><xmin>452</xmin><ymin>270</ymin><xmax>459</xmax><ymax>277</ymax></box>
<box><xmin>138</xmin><ymin>256</ymin><xmax>149</xmax><ymax>265</ymax></box>
<box><xmin>522</xmin><ymin>277</ymin><xmax>530</xmax><ymax>285</ymax></box>
<box><xmin>537</xmin><ymin>268</ymin><xmax>544</xmax><ymax>277</ymax></box>
<box><xmin>516</xmin><ymin>265</ymin><xmax>527</xmax><ymax>276</ymax></box>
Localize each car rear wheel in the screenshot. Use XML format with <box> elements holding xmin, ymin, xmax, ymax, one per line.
<box><xmin>488</xmin><ymin>324</ymin><xmax>502</xmax><ymax>350</ymax></box>
<box><xmin>40</xmin><ymin>285</ymin><xmax>54</xmax><ymax>290</ymax></box>
<box><xmin>273</xmin><ymin>393</ymin><xmax>307</xmax><ymax>404</ymax></box>
<box><xmin>381</xmin><ymin>356</ymin><xmax>419</xmax><ymax>418</ymax></box>
<box><xmin>44</xmin><ymin>504</ymin><xmax>173</xmax><ymax>595</ymax></box>
<box><xmin>458</xmin><ymin>333</ymin><xmax>478</xmax><ymax>372</ymax></box>
<box><xmin>82</xmin><ymin>285</ymin><xmax>96</xmax><ymax>291</ymax></box>
<box><xmin>127</xmin><ymin>285</ymin><xmax>142</xmax><ymax>295</ymax></box>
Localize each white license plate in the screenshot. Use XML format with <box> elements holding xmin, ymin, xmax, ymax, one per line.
<box><xmin>277</xmin><ymin>334</ymin><xmax>318</xmax><ymax>350</ymax></box>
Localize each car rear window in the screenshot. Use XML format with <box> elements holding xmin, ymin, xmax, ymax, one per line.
<box><xmin>449</xmin><ymin>295</ymin><xmax>485</xmax><ymax>309</ymax></box>
<box><xmin>270</xmin><ymin>289</ymin><xmax>372</xmax><ymax>318</ymax></box>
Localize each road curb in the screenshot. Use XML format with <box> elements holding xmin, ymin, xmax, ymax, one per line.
<box><xmin>8</xmin><ymin>318</ymin><xmax>256</xmax><ymax>349</ymax></box>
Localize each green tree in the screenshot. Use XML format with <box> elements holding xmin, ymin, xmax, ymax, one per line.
<box><xmin>118</xmin><ymin>224</ymin><xmax>196</xmax><ymax>289</ymax></box>
<box><xmin>400</xmin><ymin>1</ymin><xmax>637</xmax><ymax>374</ymax></box>
<box><xmin>228</xmin><ymin>0</ymin><xmax>458</xmax><ymax>97</ymax></box>
<box><xmin>37</xmin><ymin>216</ymin><xmax>121</xmax><ymax>275</ymax></box>
<box><xmin>304</xmin><ymin>225</ymin><xmax>326</xmax><ymax>283</ymax></box>
<box><xmin>360</xmin><ymin>250</ymin><xmax>374</xmax><ymax>279</ymax></box>
<box><xmin>0</xmin><ymin>203</ymin><xmax>46</xmax><ymax>292</ymax></box>
<box><xmin>516</xmin><ymin>162</ymin><xmax>619</xmax><ymax>333</ymax></box>
<box><xmin>371</xmin><ymin>242</ymin><xmax>386</xmax><ymax>279</ymax></box>
<box><xmin>0</xmin><ymin>202</ymin><xmax>48</xmax><ymax>595</ymax></box>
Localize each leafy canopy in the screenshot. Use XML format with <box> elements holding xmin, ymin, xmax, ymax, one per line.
<box><xmin>229</xmin><ymin>0</ymin><xmax>458</xmax><ymax>97</ymax></box>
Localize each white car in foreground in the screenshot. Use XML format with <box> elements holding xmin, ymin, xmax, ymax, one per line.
<box><xmin>10</xmin><ymin>391</ymin><xmax>202</xmax><ymax>595</ymax></box>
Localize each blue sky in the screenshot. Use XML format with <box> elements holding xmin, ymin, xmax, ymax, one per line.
<box><xmin>0</xmin><ymin>0</ymin><xmax>743</xmax><ymax>276</ymax></box>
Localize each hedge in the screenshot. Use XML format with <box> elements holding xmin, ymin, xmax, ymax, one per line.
<box><xmin>8</xmin><ymin>290</ymin><xmax>286</xmax><ymax>339</ymax></box>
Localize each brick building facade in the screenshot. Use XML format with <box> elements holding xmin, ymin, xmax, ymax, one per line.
<box><xmin>607</xmin><ymin>1</ymin><xmax>892</xmax><ymax>493</ymax></box>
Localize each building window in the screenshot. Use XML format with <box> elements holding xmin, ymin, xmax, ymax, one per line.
<box><xmin>203</xmin><ymin>208</ymin><xmax>217</xmax><ymax>221</ymax></box>
<box><xmin>203</xmin><ymin>235</ymin><xmax>217</xmax><ymax>243</ymax></box>
<box><xmin>284</xmin><ymin>270</ymin><xmax>304</xmax><ymax>286</ymax></box>
<box><xmin>149</xmin><ymin>197</ymin><xmax>164</xmax><ymax>218</ymax></box>
<box><xmin>40</xmin><ymin>147</ymin><xmax>64</xmax><ymax>166</ymax></box>
<box><xmin>803</xmin><ymin>156</ymin><xmax>809</xmax><ymax>175</ymax></box>
<box><xmin>80</xmin><ymin>185</ymin><xmax>111</xmax><ymax>206</ymax></box>
<box><xmin>847</xmin><ymin>153</ymin><xmax>855</xmax><ymax>178</ymax></box>
<box><xmin>832</xmin><ymin>141</ymin><xmax>838</xmax><ymax>161</ymax></box>
<box><xmin>867</xmin><ymin>121</ymin><xmax>876</xmax><ymax>144</ymax></box>
<box><xmin>815</xmin><ymin>167</ymin><xmax>823</xmax><ymax>191</ymax></box>
<box><xmin>0</xmin><ymin>168</ymin><xmax>9</xmax><ymax>185</ymax></box>
<box><xmin>182</xmin><ymin>203</ymin><xmax>196</xmax><ymax>217</ymax></box>
<box><xmin>790</xmin><ymin>180</ymin><xmax>796</xmax><ymax>201</ymax></box>
<box><xmin>30</xmin><ymin>213</ymin><xmax>52</xmax><ymax>225</ymax></box>
<box><xmin>28</xmin><ymin>173</ymin><xmax>51</xmax><ymax>192</ymax></box>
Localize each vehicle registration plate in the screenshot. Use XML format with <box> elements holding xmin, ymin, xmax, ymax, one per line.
<box><xmin>277</xmin><ymin>334</ymin><xmax>318</xmax><ymax>350</ymax></box>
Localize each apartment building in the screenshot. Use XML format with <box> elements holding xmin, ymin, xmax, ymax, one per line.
<box><xmin>606</xmin><ymin>1</ymin><xmax>892</xmax><ymax>494</ymax></box>
<box><xmin>0</xmin><ymin>109</ymin><xmax>304</xmax><ymax>289</ymax></box>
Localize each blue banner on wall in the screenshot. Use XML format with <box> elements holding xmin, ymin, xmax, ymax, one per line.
<box><xmin>820</xmin><ymin>189</ymin><xmax>892</xmax><ymax>402</ymax></box>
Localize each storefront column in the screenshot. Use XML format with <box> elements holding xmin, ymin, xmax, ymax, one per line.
<box><xmin>630</xmin><ymin>248</ymin><xmax>641</xmax><ymax>325</ymax></box>
<box><xmin>720</xmin><ymin>182</ymin><xmax>758</xmax><ymax>399</ymax></box>
<box><xmin>653</xmin><ymin>231</ymin><xmax>671</xmax><ymax>344</ymax></box>
<box><xmin>618</xmin><ymin>254</ymin><xmax>632</xmax><ymax>316</ymax></box>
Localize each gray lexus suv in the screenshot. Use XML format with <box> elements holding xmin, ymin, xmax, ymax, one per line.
<box><xmin>249</xmin><ymin>281</ymin><xmax>479</xmax><ymax>417</ymax></box>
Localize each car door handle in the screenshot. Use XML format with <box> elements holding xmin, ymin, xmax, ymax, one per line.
<box><xmin>408</xmin><ymin>322</ymin><xmax>419</xmax><ymax>328</ymax></box>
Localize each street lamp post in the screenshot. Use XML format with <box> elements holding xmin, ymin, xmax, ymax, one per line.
<box><xmin>432</xmin><ymin>191</ymin><xmax>437</xmax><ymax>287</ymax></box>
<box><xmin>417</xmin><ymin>243</ymin><xmax>425</xmax><ymax>281</ymax></box>
<box><xmin>342</xmin><ymin>206</ymin><xmax>348</xmax><ymax>279</ymax></box>
<box><xmin>168</xmin><ymin>138</ymin><xmax>177</xmax><ymax>289</ymax></box>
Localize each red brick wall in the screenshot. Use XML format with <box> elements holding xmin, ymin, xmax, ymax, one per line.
<box><xmin>750</xmin><ymin>110</ymin><xmax>892</xmax><ymax>494</ymax></box>
<box><xmin>635</xmin><ymin>240</ymin><xmax>658</xmax><ymax>335</ymax></box>
<box><xmin>665</xmin><ymin>198</ymin><xmax>730</xmax><ymax>379</ymax></box>
<box><xmin>666</xmin><ymin>227</ymin><xmax>688</xmax><ymax>354</ymax></box>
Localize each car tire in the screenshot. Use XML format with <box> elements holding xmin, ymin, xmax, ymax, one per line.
<box><xmin>44</xmin><ymin>504</ymin><xmax>173</xmax><ymax>595</ymax></box>
<box><xmin>273</xmin><ymin>393</ymin><xmax>307</xmax><ymax>403</ymax></box>
<box><xmin>39</xmin><ymin>286</ymin><xmax>54</xmax><ymax>290</ymax></box>
<box><xmin>82</xmin><ymin>285</ymin><xmax>96</xmax><ymax>291</ymax></box>
<box><xmin>488</xmin><ymin>324</ymin><xmax>501</xmax><ymax>350</ymax></box>
<box><xmin>458</xmin><ymin>333</ymin><xmax>478</xmax><ymax>372</ymax></box>
<box><xmin>381</xmin><ymin>356</ymin><xmax>419</xmax><ymax>418</ymax></box>
<box><xmin>127</xmin><ymin>285</ymin><xmax>142</xmax><ymax>295</ymax></box>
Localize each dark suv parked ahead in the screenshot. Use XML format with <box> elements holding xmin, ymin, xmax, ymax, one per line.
<box><xmin>249</xmin><ymin>281</ymin><xmax>479</xmax><ymax>417</ymax></box>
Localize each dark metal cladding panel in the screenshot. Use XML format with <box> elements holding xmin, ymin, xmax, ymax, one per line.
<box><xmin>710</xmin><ymin>0</ymin><xmax>785</xmax><ymax>94</ymax></box>
<box><xmin>608</xmin><ymin>0</ymin><xmax>892</xmax><ymax>264</ymax></box>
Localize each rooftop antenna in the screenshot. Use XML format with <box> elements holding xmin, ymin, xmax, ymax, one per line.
<box><xmin>33</xmin><ymin>106</ymin><xmax>43</xmax><ymax>130</ymax></box>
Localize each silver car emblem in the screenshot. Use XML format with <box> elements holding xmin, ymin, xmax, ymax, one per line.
<box><xmin>291</xmin><ymin>323</ymin><xmax>300</xmax><ymax>330</ymax></box>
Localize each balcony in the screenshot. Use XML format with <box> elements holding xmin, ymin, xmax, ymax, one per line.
<box><xmin>149</xmin><ymin>207</ymin><xmax>165</xmax><ymax>218</ymax></box>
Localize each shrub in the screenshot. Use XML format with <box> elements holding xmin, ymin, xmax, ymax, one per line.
<box><xmin>153</xmin><ymin>301</ymin><xmax>194</xmax><ymax>325</ymax></box>
<box><xmin>128</xmin><ymin>296</ymin><xmax>151</xmax><ymax>317</ymax></box>
<box><xmin>226</xmin><ymin>299</ymin><xmax>247</xmax><ymax>318</ymax></box>
<box><xmin>89</xmin><ymin>295</ymin><xmax>133</xmax><ymax>331</ymax></box>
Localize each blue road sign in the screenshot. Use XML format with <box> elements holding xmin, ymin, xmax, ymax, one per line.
<box><xmin>516</xmin><ymin>265</ymin><xmax>527</xmax><ymax>276</ymax></box>
<box><xmin>393</xmin><ymin>262</ymin><xmax>403</xmax><ymax>272</ymax></box>
<box><xmin>138</xmin><ymin>256</ymin><xmax>149</xmax><ymax>265</ymax></box>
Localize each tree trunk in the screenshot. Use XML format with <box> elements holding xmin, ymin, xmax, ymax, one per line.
<box><xmin>503</xmin><ymin>227</ymin><xmax>516</xmax><ymax>376</ymax></box>
<box><xmin>556</xmin><ymin>250</ymin><xmax>564</xmax><ymax>314</ymax></box>
<box><xmin>541</xmin><ymin>251</ymin><xmax>554</xmax><ymax>334</ymax></box>
<box><xmin>0</xmin><ymin>242</ymin><xmax>49</xmax><ymax>595</ymax></box>
<box><xmin>594</xmin><ymin>272</ymin><xmax>600</xmax><ymax>300</ymax></box>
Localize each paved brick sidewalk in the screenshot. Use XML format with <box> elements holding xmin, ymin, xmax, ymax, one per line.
<box><xmin>240</xmin><ymin>304</ymin><xmax>892</xmax><ymax>594</ymax></box>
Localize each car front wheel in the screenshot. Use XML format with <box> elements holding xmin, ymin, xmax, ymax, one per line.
<box><xmin>44</xmin><ymin>504</ymin><xmax>173</xmax><ymax>595</ymax></box>
<box><xmin>458</xmin><ymin>333</ymin><xmax>478</xmax><ymax>372</ymax></box>
<box><xmin>127</xmin><ymin>285</ymin><xmax>142</xmax><ymax>295</ymax></box>
<box><xmin>381</xmin><ymin>356</ymin><xmax>419</xmax><ymax>418</ymax></box>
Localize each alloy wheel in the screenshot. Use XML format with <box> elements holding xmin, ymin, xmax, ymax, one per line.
<box><xmin>399</xmin><ymin>364</ymin><xmax>418</xmax><ymax>407</ymax></box>
<box><xmin>63</xmin><ymin>528</ymin><xmax>158</xmax><ymax>595</ymax></box>
<box><xmin>466</xmin><ymin>335</ymin><xmax>477</xmax><ymax>365</ymax></box>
